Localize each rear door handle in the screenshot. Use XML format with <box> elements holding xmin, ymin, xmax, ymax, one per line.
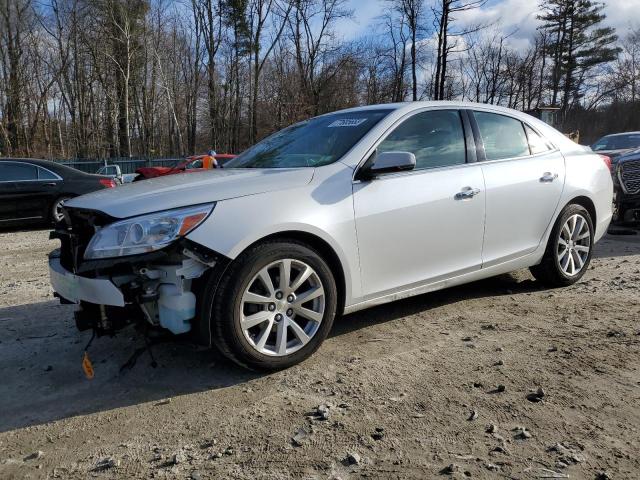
<box><xmin>540</xmin><ymin>172</ymin><xmax>558</xmax><ymax>183</ymax></box>
<box><xmin>44</xmin><ymin>182</ymin><xmax>58</xmax><ymax>187</ymax></box>
<box><xmin>455</xmin><ymin>186</ymin><xmax>481</xmax><ymax>200</ymax></box>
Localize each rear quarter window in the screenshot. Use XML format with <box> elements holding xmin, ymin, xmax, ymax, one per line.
<box><xmin>38</xmin><ymin>167</ymin><xmax>59</xmax><ymax>180</ymax></box>
<box><xmin>524</xmin><ymin>124</ymin><xmax>553</xmax><ymax>154</ymax></box>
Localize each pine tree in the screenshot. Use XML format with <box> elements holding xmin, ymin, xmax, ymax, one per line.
<box><xmin>538</xmin><ymin>0</ymin><xmax>620</xmax><ymax>118</ymax></box>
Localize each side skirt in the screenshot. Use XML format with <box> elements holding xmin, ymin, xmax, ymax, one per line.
<box><xmin>343</xmin><ymin>251</ymin><xmax>544</xmax><ymax>315</ymax></box>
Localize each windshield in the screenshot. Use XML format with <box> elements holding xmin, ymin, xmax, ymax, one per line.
<box><xmin>592</xmin><ymin>134</ymin><xmax>640</xmax><ymax>151</ymax></box>
<box><xmin>185</xmin><ymin>158</ymin><xmax>203</xmax><ymax>169</ymax></box>
<box><xmin>224</xmin><ymin>110</ymin><xmax>391</xmax><ymax>168</ymax></box>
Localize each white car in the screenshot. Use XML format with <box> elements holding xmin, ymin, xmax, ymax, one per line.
<box><xmin>96</xmin><ymin>164</ymin><xmax>138</xmax><ymax>184</ymax></box>
<box><xmin>49</xmin><ymin>101</ymin><xmax>613</xmax><ymax>370</ymax></box>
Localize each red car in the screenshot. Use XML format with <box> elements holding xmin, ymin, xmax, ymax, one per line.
<box><xmin>135</xmin><ymin>153</ymin><xmax>236</xmax><ymax>180</ymax></box>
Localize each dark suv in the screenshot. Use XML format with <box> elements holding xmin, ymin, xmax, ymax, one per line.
<box><xmin>591</xmin><ymin>133</ymin><xmax>640</xmax><ymax>223</ymax></box>
<box><xmin>614</xmin><ymin>150</ymin><xmax>640</xmax><ymax>223</ymax></box>
<box><xmin>592</xmin><ymin>132</ymin><xmax>640</xmax><ymax>162</ymax></box>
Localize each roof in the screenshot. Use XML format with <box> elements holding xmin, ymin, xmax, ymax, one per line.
<box><xmin>0</xmin><ymin>158</ymin><xmax>89</xmax><ymax>176</ymax></box>
<box><xmin>331</xmin><ymin>100</ymin><xmax>551</xmax><ymax>121</ymax></box>
<box><xmin>601</xmin><ymin>132</ymin><xmax>640</xmax><ymax>137</ymax></box>
<box><xmin>0</xmin><ymin>157</ymin><xmax>62</xmax><ymax>167</ymax></box>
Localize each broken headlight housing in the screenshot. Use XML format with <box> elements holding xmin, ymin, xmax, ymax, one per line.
<box><xmin>84</xmin><ymin>204</ymin><xmax>215</xmax><ymax>259</ymax></box>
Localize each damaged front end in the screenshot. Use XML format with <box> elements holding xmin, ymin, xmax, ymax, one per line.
<box><xmin>49</xmin><ymin>205</ymin><xmax>225</xmax><ymax>340</ymax></box>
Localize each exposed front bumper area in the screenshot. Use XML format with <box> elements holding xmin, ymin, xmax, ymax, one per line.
<box><xmin>48</xmin><ymin>206</ymin><xmax>226</xmax><ymax>338</ymax></box>
<box><xmin>49</xmin><ymin>249</ymin><xmax>215</xmax><ymax>336</ymax></box>
<box><xmin>49</xmin><ymin>251</ymin><xmax>125</xmax><ymax>306</ymax></box>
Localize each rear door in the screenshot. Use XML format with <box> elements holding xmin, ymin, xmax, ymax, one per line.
<box><xmin>470</xmin><ymin>110</ymin><xmax>565</xmax><ymax>266</ymax></box>
<box><xmin>12</xmin><ymin>163</ymin><xmax>61</xmax><ymax>221</ymax></box>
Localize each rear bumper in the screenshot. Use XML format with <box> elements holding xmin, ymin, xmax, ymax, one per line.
<box><xmin>49</xmin><ymin>251</ymin><xmax>125</xmax><ymax>306</ymax></box>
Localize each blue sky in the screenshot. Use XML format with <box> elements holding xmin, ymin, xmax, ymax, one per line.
<box><xmin>336</xmin><ymin>0</ymin><xmax>640</xmax><ymax>50</ymax></box>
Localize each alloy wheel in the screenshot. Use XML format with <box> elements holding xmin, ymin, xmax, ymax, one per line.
<box><xmin>53</xmin><ymin>198</ymin><xmax>69</xmax><ymax>223</ymax></box>
<box><xmin>557</xmin><ymin>213</ymin><xmax>591</xmax><ymax>276</ymax></box>
<box><xmin>240</xmin><ymin>259</ymin><xmax>325</xmax><ymax>356</ymax></box>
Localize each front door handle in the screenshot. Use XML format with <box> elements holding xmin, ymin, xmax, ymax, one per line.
<box><xmin>540</xmin><ymin>172</ymin><xmax>558</xmax><ymax>183</ymax></box>
<box><xmin>455</xmin><ymin>186</ymin><xmax>481</xmax><ymax>200</ymax></box>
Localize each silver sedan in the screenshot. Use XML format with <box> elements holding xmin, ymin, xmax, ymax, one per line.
<box><xmin>49</xmin><ymin>101</ymin><xmax>613</xmax><ymax>370</ymax></box>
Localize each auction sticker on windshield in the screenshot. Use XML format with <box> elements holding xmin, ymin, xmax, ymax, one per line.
<box><xmin>328</xmin><ymin>118</ymin><xmax>368</xmax><ymax>128</ymax></box>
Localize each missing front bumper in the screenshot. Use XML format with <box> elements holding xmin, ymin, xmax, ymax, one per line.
<box><xmin>48</xmin><ymin>246</ymin><xmax>221</xmax><ymax>336</ymax></box>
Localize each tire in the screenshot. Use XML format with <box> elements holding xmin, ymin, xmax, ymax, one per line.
<box><xmin>51</xmin><ymin>196</ymin><xmax>72</xmax><ymax>223</ymax></box>
<box><xmin>207</xmin><ymin>240</ymin><xmax>338</xmax><ymax>371</ymax></box>
<box><xmin>530</xmin><ymin>204</ymin><xmax>594</xmax><ymax>287</ymax></box>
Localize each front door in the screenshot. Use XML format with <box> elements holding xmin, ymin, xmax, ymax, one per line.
<box><xmin>353</xmin><ymin>109</ymin><xmax>486</xmax><ymax>298</ymax></box>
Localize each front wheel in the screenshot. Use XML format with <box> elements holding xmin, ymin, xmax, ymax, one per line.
<box><xmin>207</xmin><ymin>241</ymin><xmax>338</xmax><ymax>371</ymax></box>
<box><xmin>530</xmin><ymin>204</ymin><xmax>594</xmax><ymax>287</ymax></box>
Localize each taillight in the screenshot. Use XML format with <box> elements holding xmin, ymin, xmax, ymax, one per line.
<box><xmin>99</xmin><ymin>178</ymin><xmax>116</xmax><ymax>188</ymax></box>
<box><xmin>599</xmin><ymin>154</ymin><xmax>612</xmax><ymax>172</ymax></box>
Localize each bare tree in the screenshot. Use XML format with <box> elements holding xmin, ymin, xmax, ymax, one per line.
<box><xmin>431</xmin><ymin>0</ymin><xmax>487</xmax><ymax>100</ymax></box>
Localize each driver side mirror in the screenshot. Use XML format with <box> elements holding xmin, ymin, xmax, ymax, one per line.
<box><xmin>355</xmin><ymin>151</ymin><xmax>416</xmax><ymax>181</ymax></box>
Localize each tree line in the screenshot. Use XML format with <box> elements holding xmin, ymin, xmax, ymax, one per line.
<box><xmin>0</xmin><ymin>0</ymin><xmax>638</xmax><ymax>159</ymax></box>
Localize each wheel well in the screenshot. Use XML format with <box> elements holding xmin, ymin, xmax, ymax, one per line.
<box><xmin>568</xmin><ymin>196</ymin><xmax>596</xmax><ymax>226</ymax></box>
<box><xmin>247</xmin><ymin>231</ymin><xmax>347</xmax><ymax>315</ymax></box>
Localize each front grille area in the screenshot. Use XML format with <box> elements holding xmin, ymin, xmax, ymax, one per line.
<box><xmin>620</xmin><ymin>159</ymin><xmax>640</xmax><ymax>195</ymax></box>
<box><xmin>53</xmin><ymin>208</ymin><xmax>112</xmax><ymax>273</ymax></box>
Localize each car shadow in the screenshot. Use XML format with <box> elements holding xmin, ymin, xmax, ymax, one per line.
<box><xmin>0</xmin><ymin>271</ymin><xmax>541</xmax><ymax>434</ymax></box>
<box><xmin>594</xmin><ymin>228</ymin><xmax>640</xmax><ymax>258</ymax></box>
<box><xmin>0</xmin><ymin>300</ymin><xmax>258</xmax><ymax>433</ymax></box>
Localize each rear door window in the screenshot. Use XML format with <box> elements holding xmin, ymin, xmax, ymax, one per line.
<box><xmin>0</xmin><ymin>163</ymin><xmax>38</xmax><ymax>181</ymax></box>
<box><xmin>474</xmin><ymin>111</ymin><xmax>529</xmax><ymax>161</ymax></box>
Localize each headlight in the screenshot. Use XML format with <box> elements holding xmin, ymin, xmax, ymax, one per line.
<box><xmin>84</xmin><ymin>204</ymin><xmax>215</xmax><ymax>259</ymax></box>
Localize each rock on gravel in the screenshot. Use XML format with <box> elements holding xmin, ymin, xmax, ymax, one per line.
<box><xmin>526</xmin><ymin>386</ymin><xmax>546</xmax><ymax>402</ymax></box>
<box><xmin>513</xmin><ymin>426</ymin><xmax>532</xmax><ymax>439</ymax></box>
<box><xmin>439</xmin><ymin>463</ymin><xmax>459</xmax><ymax>475</ymax></box>
<box><xmin>172</xmin><ymin>451</ymin><xmax>187</xmax><ymax>465</ymax></box>
<box><xmin>93</xmin><ymin>457</ymin><xmax>120</xmax><ymax>471</ymax></box>
<box><xmin>345</xmin><ymin>452</ymin><xmax>361</xmax><ymax>466</ymax></box>
<box><xmin>291</xmin><ymin>428</ymin><xmax>310</xmax><ymax>447</ymax></box>
<box><xmin>23</xmin><ymin>451</ymin><xmax>44</xmax><ymax>461</ymax></box>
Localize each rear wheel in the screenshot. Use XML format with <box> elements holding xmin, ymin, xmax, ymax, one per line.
<box><xmin>51</xmin><ymin>196</ymin><xmax>72</xmax><ymax>223</ymax></box>
<box><xmin>530</xmin><ymin>204</ymin><xmax>594</xmax><ymax>287</ymax></box>
<box><xmin>208</xmin><ymin>240</ymin><xmax>338</xmax><ymax>371</ymax></box>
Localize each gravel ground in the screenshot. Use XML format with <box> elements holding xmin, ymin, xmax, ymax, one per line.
<box><xmin>0</xmin><ymin>227</ymin><xmax>639</xmax><ymax>479</ymax></box>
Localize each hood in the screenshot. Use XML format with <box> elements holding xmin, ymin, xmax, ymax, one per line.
<box><xmin>595</xmin><ymin>149</ymin><xmax>637</xmax><ymax>161</ymax></box>
<box><xmin>617</xmin><ymin>148</ymin><xmax>640</xmax><ymax>162</ymax></box>
<box><xmin>66</xmin><ymin>168</ymin><xmax>314</xmax><ymax>218</ymax></box>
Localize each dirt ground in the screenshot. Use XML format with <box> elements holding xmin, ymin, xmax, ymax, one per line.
<box><xmin>0</xmin><ymin>227</ymin><xmax>639</xmax><ymax>480</ymax></box>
